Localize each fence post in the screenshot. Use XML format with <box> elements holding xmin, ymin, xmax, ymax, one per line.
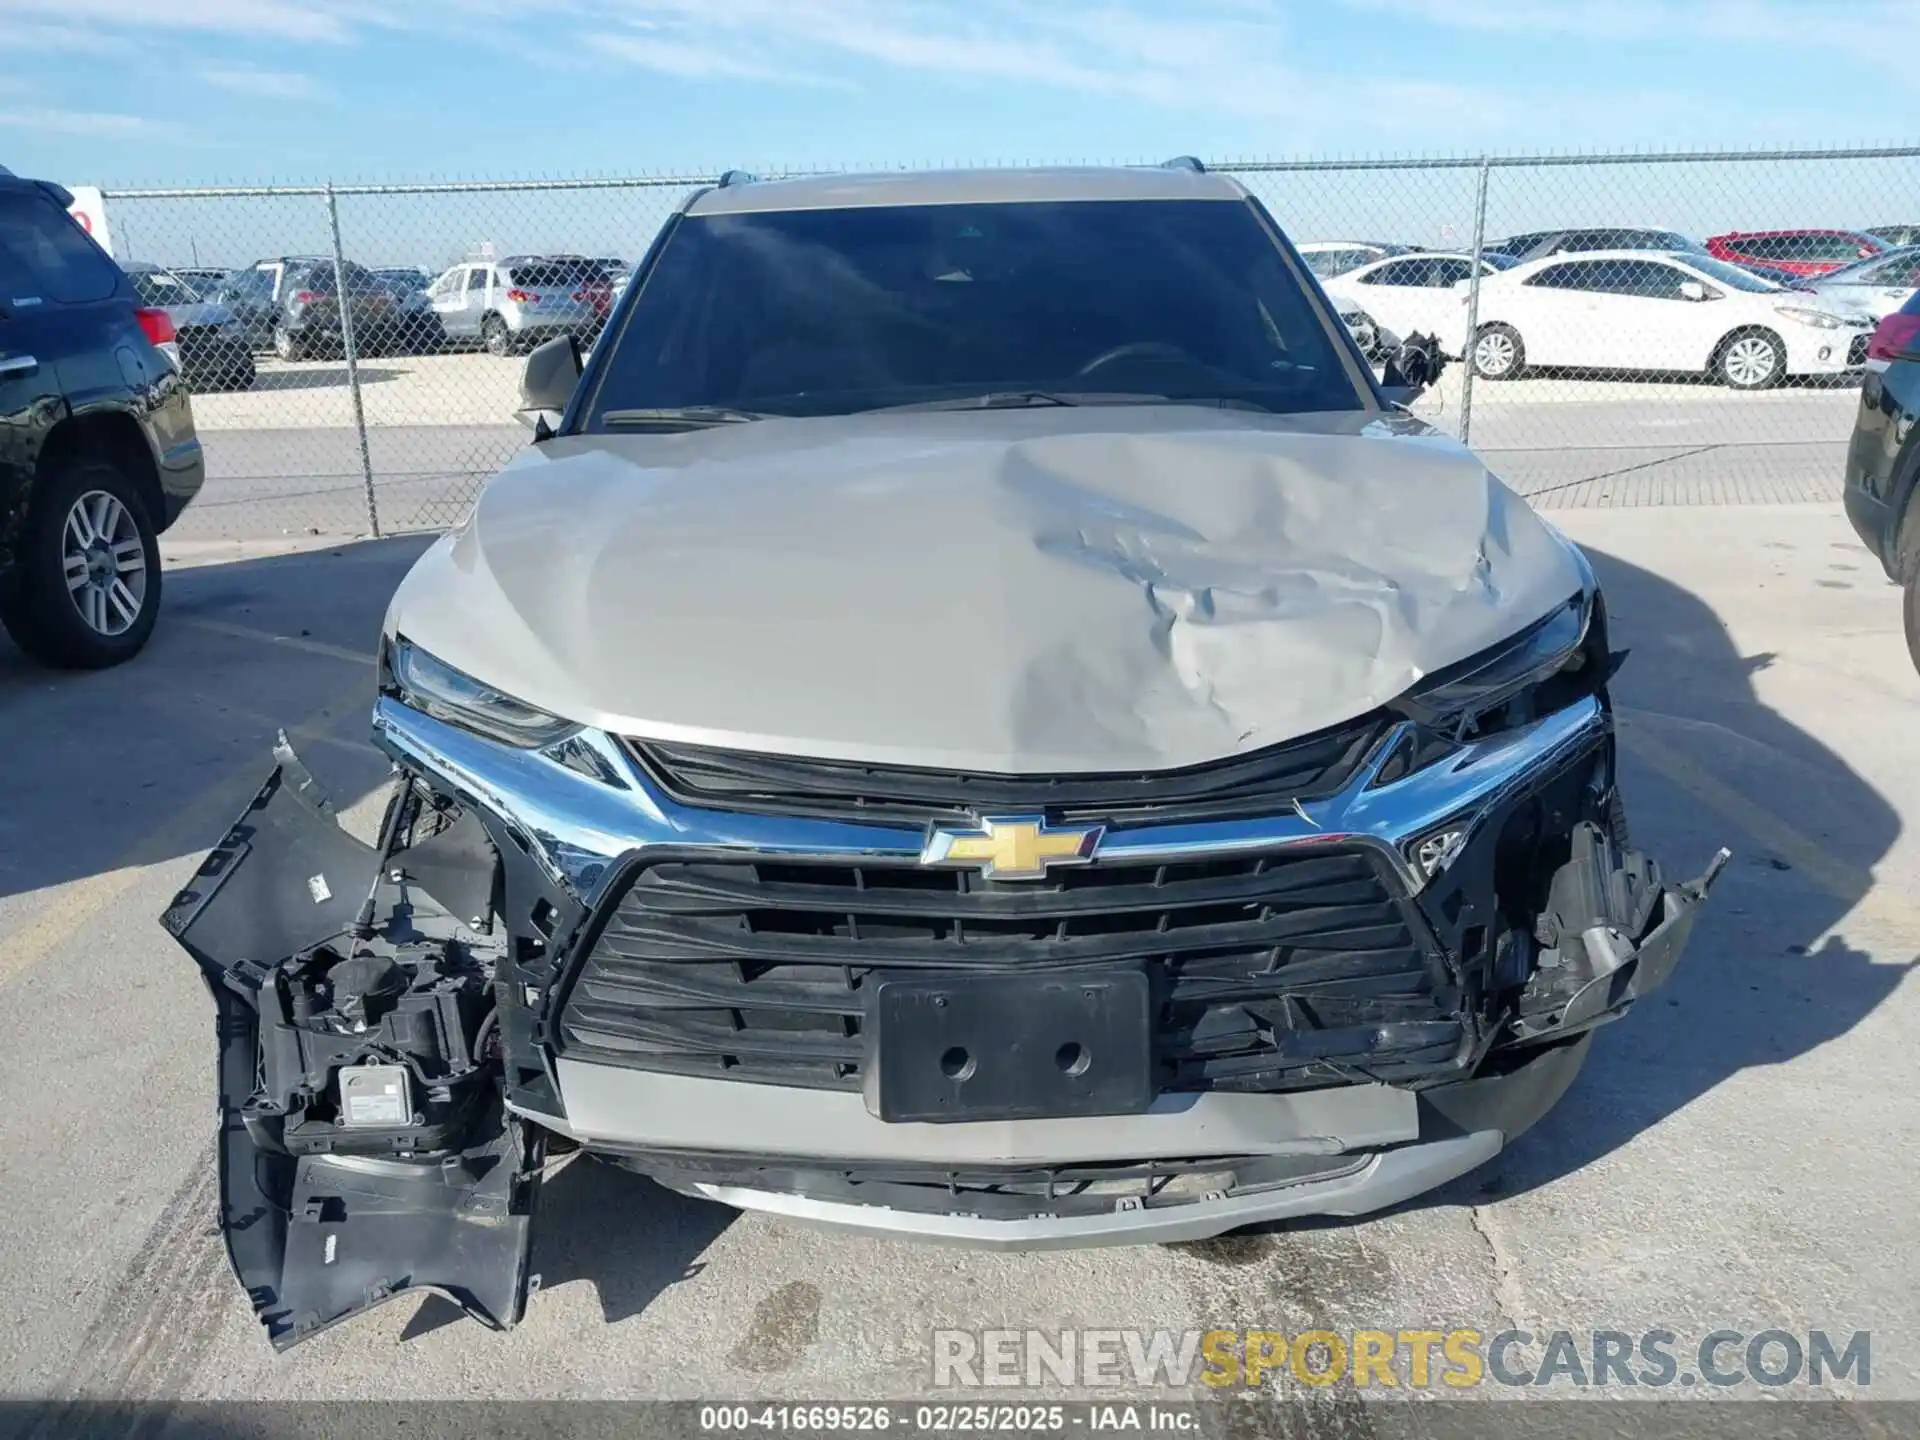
<box><xmin>1458</xmin><ymin>156</ymin><xmax>1491</xmax><ymax>447</ymax></box>
<box><xmin>324</xmin><ymin>182</ymin><xmax>381</xmax><ymax>539</ymax></box>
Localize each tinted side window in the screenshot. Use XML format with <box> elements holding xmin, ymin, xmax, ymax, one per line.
<box><xmin>1362</xmin><ymin>259</ymin><xmax>1423</xmax><ymax>286</ymax></box>
<box><xmin>1732</xmin><ymin>236</ymin><xmax>1783</xmax><ymax>260</ymax></box>
<box><xmin>1526</xmin><ymin>262</ymin><xmax>1591</xmax><ymax>290</ymax></box>
<box><xmin>0</xmin><ymin>190</ymin><xmax>121</xmax><ymax>303</ymax></box>
<box><xmin>1427</xmin><ymin>258</ymin><xmax>1473</xmax><ymax>286</ymax></box>
<box><xmin>1787</xmin><ymin>234</ymin><xmax>1875</xmax><ymax>262</ymax></box>
<box><xmin>1598</xmin><ymin>260</ymin><xmax>1689</xmax><ymax>298</ymax></box>
<box><xmin>467</xmin><ymin>269</ymin><xmax>489</xmax><ymax>292</ymax></box>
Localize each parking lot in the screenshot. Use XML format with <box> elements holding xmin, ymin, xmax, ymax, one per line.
<box><xmin>3</xmin><ymin>491</ymin><xmax>1916</xmax><ymax>1415</ymax></box>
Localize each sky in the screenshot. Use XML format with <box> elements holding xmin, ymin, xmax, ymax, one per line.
<box><xmin>3</xmin><ymin>0</ymin><xmax>1917</xmax><ymax>268</ymax></box>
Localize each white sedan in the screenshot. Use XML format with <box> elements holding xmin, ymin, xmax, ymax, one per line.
<box><xmin>1467</xmin><ymin>249</ymin><xmax>1874</xmax><ymax>389</ymax></box>
<box><xmin>1321</xmin><ymin>251</ymin><xmax>1516</xmax><ymax>358</ymax></box>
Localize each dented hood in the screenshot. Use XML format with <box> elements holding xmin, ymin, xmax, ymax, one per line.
<box><xmin>385</xmin><ymin>407</ymin><xmax>1587</xmax><ymax>773</ymax></box>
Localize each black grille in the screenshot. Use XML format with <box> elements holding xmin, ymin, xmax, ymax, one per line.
<box><xmin>556</xmin><ymin>847</ymin><xmax>1466</xmax><ymax>1095</ymax></box>
<box><xmin>1849</xmin><ymin>333</ymin><xmax>1872</xmax><ymax>367</ymax></box>
<box><xmin>623</xmin><ymin>715</ymin><xmax>1392</xmax><ymax>828</ymax></box>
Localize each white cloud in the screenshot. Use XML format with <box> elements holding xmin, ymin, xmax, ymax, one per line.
<box><xmin>195</xmin><ymin>62</ymin><xmax>326</xmax><ymax>99</ymax></box>
<box><xmin>3</xmin><ymin>22</ymin><xmax>129</xmax><ymax>52</ymax></box>
<box><xmin>0</xmin><ymin>0</ymin><xmax>349</xmax><ymax>41</ymax></box>
<box><xmin>589</xmin><ymin>33</ymin><xmax>808</xmax><ymax>83</ymax></box>
<box><xmin>0</xmin><ymin>106</ymin><xmax>184</xmax><ymax>138</ymax></box>
<box><xmin>1335</xmin><ymin>0</ymin><xmax>1920</xmax><ymax>70</ymax></box>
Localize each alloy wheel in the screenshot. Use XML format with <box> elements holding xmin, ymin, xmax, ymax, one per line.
<box><xmin>61</xmin><ymin>489</ymin><xmax>149</xmax><ymax>637</ymax></box>
<box><xmin>1474</xmin><ymin>331</ymin><xmax>1516</xmax><ymax>377</ymax></box>
<box><xmin>1723</xmin><ymin>335</ymin><xmax>1779</xmax><ymax>388</ymax></box>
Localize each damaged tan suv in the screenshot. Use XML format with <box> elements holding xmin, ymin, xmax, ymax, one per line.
<box><xmin>163</xmin><ymin>161</ymin><xmax>1725</xmax><ymax>1349</ymax></box>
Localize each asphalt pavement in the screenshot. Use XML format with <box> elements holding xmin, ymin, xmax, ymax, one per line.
<box><xmin>1</xmin><ymin>503</ymin><xmax>1915</xmax><ymax>1423</ymax></box>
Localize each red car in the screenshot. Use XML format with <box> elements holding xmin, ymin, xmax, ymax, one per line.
<box><xmin>1706</xmin><ymin>228</ymin><xmax>1888</xmax><ymax>277</ymax></box>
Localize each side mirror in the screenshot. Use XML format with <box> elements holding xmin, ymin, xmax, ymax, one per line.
<box><xmin>516</xmin><ymin>333</ymin><xmax>581</xmax><ymax>438</ymax></box>
<box><xmin>1379</xmin><ymin>332</ymin><xmax>1448</xmax><ymax>407</ymax></box>
<box><xmin>1678</xmin><ymin>280</ymin><xmax>1709</xmax><ymax>302</ymax></box>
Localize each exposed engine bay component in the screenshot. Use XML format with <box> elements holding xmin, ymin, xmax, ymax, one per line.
<box><xmin>162</xmin><ymin>741</ymin><xmax>544</xmax><ymax>1349</ymax></box>
<box><xmin>1511</xmin><ymin>824</ymin><xmax>1729</xmax><ymax>1042</ymax></box>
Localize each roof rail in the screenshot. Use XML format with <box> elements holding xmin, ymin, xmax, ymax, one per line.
<box><xmin>717</xmin><ymin>169</ymin><xmax>759</xmax><ymax>188</ymax></box>
<box><xmin>1160</xmin><ymin>155</ymin><xmax>1206</xmax><ymax>173</ymax></box>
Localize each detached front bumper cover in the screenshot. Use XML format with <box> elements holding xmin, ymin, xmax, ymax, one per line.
<box><xmin>161</xmin><ymin>739</ymin><xmax>544</xmax><ymax>1351</ymax></box>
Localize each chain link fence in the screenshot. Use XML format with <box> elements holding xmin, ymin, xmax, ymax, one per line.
<box><xmin>98</xmin><ymin>146</ymin><xmax>1920</xmax><ymax>541</ymax></box>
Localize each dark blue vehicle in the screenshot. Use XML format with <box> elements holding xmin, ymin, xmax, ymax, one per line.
<box><xmin>0</xmin><ymin>167</ymin><xmax>205</xmax><ymax>667</ymax></box>
<box><xmin>1843</xmin><ymin>288</ymin><xmax>1920</xmax><ymax>671</ymax></box>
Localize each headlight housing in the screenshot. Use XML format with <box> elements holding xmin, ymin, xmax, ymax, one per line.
<box><xmin>1775</xmin><ymin>305</ymin><xmax>1843</xmax><ymax>329</ymax></box>
<box><xmin>1391</xmin><ymin>591</ymin><xmax>1600</xmax><ymax>742</ymax></box>
<box><xmin>384</xmin><ymin>636</ymin><xmax>577</xmax><ymax>748</ymax></box>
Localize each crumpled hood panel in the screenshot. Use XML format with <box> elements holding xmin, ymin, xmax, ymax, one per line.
<box><xmin>386</xmin><ymin>408</ymin><xmax>1586</xmax><ymax>773</ymax></box>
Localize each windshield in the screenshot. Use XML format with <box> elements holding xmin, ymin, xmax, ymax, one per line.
<box><xmin>1827</xmin><ymin>247</ymin><xmax>1920</xmax><ymax>285</ymax></box>
<box><xmin>1651</xmin><ymin>231</ymin><xmax>1708</xmax><ymax>254</ymax></box>
<box><xmin>128</xmin><ymin>268</ymin><xmax>201</xmax><ymax>306</ymax></box>
<box><xmin>1681</xmin><ymin>254</ymin><xmax>1784</xmax><ymax>293</ymax></box>
<box><xmin>508</xmin><ymin>260</ymin><xmax>607</xmax><ymax>288</ymax></box>
<box><xmin>585</xmin><ymin>199</ymin><xmax>1367</xmax><ymax>425</ymax></box>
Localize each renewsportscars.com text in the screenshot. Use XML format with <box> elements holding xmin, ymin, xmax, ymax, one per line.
<box><xmin>932</xmin><ymin>1328</ymin><xmax>1872</xmax><ymax>1390</ymax></box>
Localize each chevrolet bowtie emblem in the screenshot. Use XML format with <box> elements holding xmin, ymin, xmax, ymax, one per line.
<box><xmin>920</xmin><ymin>815</ymin><xmax>1105</xmax><ymax>881</ymax></box>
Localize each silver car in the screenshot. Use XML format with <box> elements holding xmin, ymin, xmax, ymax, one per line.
<box><xmin>1806</xmin><ymin>245</ymin><xmax>1920</xmax><ymax>321</ymax></box>
<box><xmin>427</xmin><ymin>254</ymin><xmax>611</xmax><ymax>355</ymax></box>
<box><xmin>166</xmin><ymin>164</ymin><xmax>1722</xmax><ymax>1350</ymax></box>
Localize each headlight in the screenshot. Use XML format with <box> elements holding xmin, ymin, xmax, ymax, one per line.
<box><xmin>1394</xmin><ymin>593</ymin><xmax>1594</xmax><ymax>738</ymax></box>
<box><xmin>1775</xmin><ymin>306</ymin><xmax>1843</xmax><ymax>329</ymax></box>
<box><xmin>385</xmin><ymin>637</ymin><xmax>577</xmax><ymax>748</ymax></box>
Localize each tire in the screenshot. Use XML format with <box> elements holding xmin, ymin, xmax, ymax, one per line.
<box><xmin>272</xmin><ymin>322</ymin><xmax>305</xmax><ymax>362</ymax></box>
<box><xmin>1470</xmin><ymin>323</ymin><xmax>1525</xmax><ymax>380</ymax></box>
<box><xmin>1715</xmin><ymin>328</ymin><xmax>1786</xmax><ymax>391</ymax></box>
<box><xmin>0</xmin><ymin>456</ymin><xmax>162</xmax><ymax>668</ymax></box>
<box><xmin>1905</xmin><ymin>575</ymin><xmax>1920</xmax><ymax>679</ymax></box>
<box><xmin>482</xmin><ymin>314</ymin><xmax>514</xmax><ymax>357</ymax></box>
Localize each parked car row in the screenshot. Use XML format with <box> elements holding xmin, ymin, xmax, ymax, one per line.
<box><xmin>1304</xmin><ymin>224</ymin><xmax>1918</xmax><ymax>388</ymax></box>
<box><xmin>117</xmin><ymin>253</ymin><xmax>623</xmax><ymax>365</ymax></box>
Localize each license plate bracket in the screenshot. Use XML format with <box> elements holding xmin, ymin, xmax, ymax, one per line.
<box><xmin>866</xmin><ymin>969</ymin><xmax>1154</xmax><ymax>1124</ymax></box>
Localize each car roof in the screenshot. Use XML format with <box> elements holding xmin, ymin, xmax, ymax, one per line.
<box><xmin>1711</xmin><ymin>228</ymin><xmax>1875</xmax><ymax>239</ymax></box>
<box><xmin>1498</xmin><ymin>248</ymin><xmax>1709</xmax><ymax>274</ymax></box>
<box><xmin>683</xmin><ymin>165</ymin><xmax>1248</xmax><ymax>217</ymax></box>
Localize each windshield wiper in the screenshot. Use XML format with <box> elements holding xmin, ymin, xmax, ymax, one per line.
<box><xmin>871</xmin><ymin>391</ymin><xmax>1276</xmax><ymax>415</ymax></box>
<box><xmin>600</xmin><ymin>406</ymin><xmax>768</xmax><ymax>429</ymax></box>
<box><xmin>873</xmin><ymin>390</ymin><xmax>1084</xmax><ymax>412</ymax></box>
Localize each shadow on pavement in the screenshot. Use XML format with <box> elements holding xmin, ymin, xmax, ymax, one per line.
<box><xmin>1419</xmin><ymin>542</ymin><xmax>1908</xmax><ymax>1209</ymax></box>
<box><xmin>249</xmin><ymin>364</ymin><xmax>406</xmax><ymax>392</ymax></box>
<box><xmin>396</xmin><ymin>1158</ymin><xmax>735</xmax><ymax>1341</ymax></box>
<box><xmin>1458</xmin><ymin>543</ymin><xmax>1909</xmax><ymax>1200</ymax></box>
<box><xmin>0</xmin><ymin>535</ymin><xmax>432</xmax><ymax>906</ymax></box>
<box><xmin>529</xmin><ymin>1158</ymin><xmax>737</xmax><ymax>1326</ymax></box>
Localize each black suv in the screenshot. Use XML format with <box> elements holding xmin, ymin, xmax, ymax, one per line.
<box><xmin>1844</xmin><ymin>289</ymin><xmax>1920</xmax><ymax>671</ymax></box>
<box><xmin>0</xmin><ymin>169</ymin><xmax>205</xmax><ymax>666</ymax></box>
